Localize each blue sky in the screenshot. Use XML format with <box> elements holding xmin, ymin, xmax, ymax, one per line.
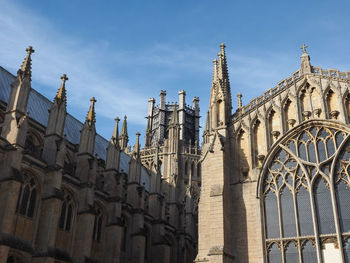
<box><xmin>1</xmin><ymin>0</ymin><xmax>350</xmax><ymax>146</ymax></box>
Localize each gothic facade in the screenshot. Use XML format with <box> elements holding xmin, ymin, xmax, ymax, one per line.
<box><xmin>196</xmin><ymin>44</ymin><xmax>350</xmax><ymax>263</ymax></box>
<box><xmin>0</xmin><ymin>47</ymin><xmax>199</xmax><ymax>263</ymax></box>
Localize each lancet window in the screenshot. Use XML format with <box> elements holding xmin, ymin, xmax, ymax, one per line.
<box><xmin>58</xmin><ymin>191</ymin><xmax>74</xmax><ymax>232</ymax></box>
<box><xmin>16</xmin><ymin>173</ymin><xmax>38</xmax><ymax>218</ymax></box>
<box><xmin>261</xmin><ymin>123</ymin><xmax>350</xmax><ymax>262</ymax></box>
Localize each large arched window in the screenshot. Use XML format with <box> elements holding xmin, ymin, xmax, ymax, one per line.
<box><xmin>260</xmin><ymin>122</ymin><xmax>350</xmax><ymax>262</ymax></box>
<box><xmin>16</xmin><ymin>173</ymin><xmax>38</xmax><ymax>218</ymax></box>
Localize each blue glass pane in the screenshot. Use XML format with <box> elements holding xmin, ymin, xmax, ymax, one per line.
<box><xmin>344</xmin><ymin>238</ymin><xmax>350</xmax><ymax>263</ymax></box>
<box><xmin>336</xmin><ymin>181</ymin><xmax>350</xmax><ymax>232</ymax></box>
<box><xmin>297</xmin><ymin>187</ymin><xmax>314</xmax><ymax>236</ymax></box>
<box><xmin>268</xmin><ymin>243</ymin><xmax>282</xmax><ymax>263</ymax></box>
<box><xmin>307</xmin><ymin>142</ymin><xmax>317</xmax><ymax>163</ymax></box>
<box><xmin>302</xmin><ymin>241</ymin><xmax>317</xmax><ymax>263</ymax></box>
<box><xmin>285</xmin><ymin>242</ymin><xmax>299</xmax><ymax>263</ymax></box>
<box><xmin>281</xmin><ymin>188</ymin><xmax>296</xmax><ymax>237</ymax></box>
<box><xmin>314</xmin><ymin>178</ymin><xmax>336</xmax><ymax>234</ymax></box>
<box><xmin>265</xmin><ymin>191</ymin><xmax>280</xmax><ymax>238</ymax></box>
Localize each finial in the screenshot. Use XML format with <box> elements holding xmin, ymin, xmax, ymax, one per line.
<box><xmin>26</xmin><ymin>46</ymin><xmax>35</xmax><ymax>55</ymax></box>
<box><xmin>55</xmin><ymin>74</ymin><xmax>68</xmax><ymax>102</ymax></box>
<box><xmin>19</xmin><ymin>46</ymin><xmax>35</xmax><ymax>79</ymax></box>
<box><xmin>237</xmin><ymin>93</ymin><xmax>242</xmax><ymax>109</ymax></box>
<box><xmin>220</xmin><ymin>43</ymin><xmax>226</xmax><ymax>50</ymax></box>
<box><xmin>86</xmin><ymin>97</ymin><xmax>96</xmax><ymax>125</ymax></box>
<box><xmin>301</xmin><ymin>44</ymin><xmax>308</xmax><ymax>54</ymax></box>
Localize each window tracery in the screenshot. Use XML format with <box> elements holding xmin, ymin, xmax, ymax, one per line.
<box><xmin>261</xmin><ymin>124</ymin><xmax>350</xmax><ymax>262</ymax></box>
<box><xmin>16</xmin><ymin>173</ymin><xmax>38</xmax><ymax>218</ymax></box>
<box><xmin>58</xmin><ymin>191</ymin><xmax>74</xmax><ymax>232</ymax></box>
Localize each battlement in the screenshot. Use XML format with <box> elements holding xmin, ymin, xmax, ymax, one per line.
<box><xmin>232</xmin><ymin>66</ymin><xmax>350</xmax><ymax>121</ymax></box>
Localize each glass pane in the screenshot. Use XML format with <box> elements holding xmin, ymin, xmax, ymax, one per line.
<box><xmin>288</xmin><ymin>141</ymin><xmax>296</xmax><ymax>155</ymax></box>
<box><xmin>317</xmin><ymin>140</ymin><xmax>326</xmax><ymax>162</ymax></box>
<box><xmin>285</xmin><ymin>242</ymin><xmax>299</xmax><ymax>263</ymax></box>
<box><xmin>326</xmin><ymin>138</ymin><xmax>335</xmax><ymax>157</ymax></box>
<box><xmin>297</xmin><ymin>187</ymin><xmax>314</xmax><ymax>236</ymax></box>
<box><xmin>281</xmin><ymin>187</ymin><xmax>296</xmax><ymax>237</ymax></box>
<box><xmin>335</xmin><ymin>132</ymin><xmax>344</xmax><ymax>148</ymax></box>
<box><xmin>302</xmin><ymin>241</ymin><xmax>317</xmax><ymax>263</ymax></box>
<box><xmin>335</xmin><ymin>181</ymin><xmax>350</xmax><ymax>232</ymax></box>
<box><xmin>298</xmin><ymin>143</ymin><xmax>307</xmax><ymax>160</ymax></box>
<box><xmin>268</xmin><ymin>243</ymin><xmax>282</xmax><ymax>263</ymax></box>
<box><xmin>264</xmin><ymin>191</ymin><xmax>280</xmax><ymax>238</ymax></box>
<box><xmin>59</xmin><ymin>202</ymin><xmax>67</xmax><ymax>229</ymax></box>
<box><xmin>20</xmin><ymin>185</ymin><xmax>30</xmax><ymax>215</ymax></box>
<box><xmin>66</xmin><ymin>204</ymin><xmax>73</xmax><ymax>231</ymax></box>
<box><xmin>344</xmin><ymin>238</ymin><xmax>350</xmax><ymax>263</ymax></box>
<box><xmin>314</xmin><ymin>177</ymin><xmax>336</xmax><ymax>234</ymax></box>
<box><xmin>27</xmin><ymin>188</ymin><xmax>36</xmax><ymax>218</ymax></box>
<box><xmin>307</xmin><ymin>142</ymin><xmax>317</xmax><ymax>163</ymax></box>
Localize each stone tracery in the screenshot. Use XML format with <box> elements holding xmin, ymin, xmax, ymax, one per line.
<box><xmin>261</xmin><ymin>123</ymin><xmax>350</xmax><ymax>262</ymax></box>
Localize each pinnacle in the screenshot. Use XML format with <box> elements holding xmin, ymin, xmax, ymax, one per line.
<box><xmin>170</xmin><ymin>103</ymin><xmax>178</xmax><ymax>126</ymax></box>
<box><xmin>120</xmin><ymin>115</ymin><xmax>128</xmax><ymax>137</ymax></box>
<box><xmin>86</xmin><ymin>97</ymin><xmax>96</xmax><ymax>125</ymax></box>
<box><xmin>19</xmin><ymin>46</ymin><xmax>35</xmax><ymax>80</ymax></box>
<box><xmin>55</xmin><ymin>74</ymin><xmax>68</xmax><ymax>105</ymax></box>
<box><xmin>111</xmin><ymin>117</ymin><xmax>120</xmax><ymax>144</ymax></box>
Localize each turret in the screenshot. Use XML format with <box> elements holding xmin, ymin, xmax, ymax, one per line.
<box><xmin>129</xmin><ymin>132</ymin><xmax>141</xmax><ymax>183</ymax></box>
<box><xmin>119</xmin><ymin>115</ymin><xmax>128</xmax><ymax>151</ymax></box>
<box><xmin>209</xmin><ymin>43</ymin><xmax>232</xmax><ymax>129</ymax></box>
<box><xmin>168</xmin><ymin>104</ymin><xmax>179</xmax><ymax>152</ymax></box>
<box><xmin>178</xmin><ymin>90</ymin><xmax>186</xmax><ymax>140</ymax></box>
<box><xmin>193</xmin><ymin>96</ymin><xmax>200</xmax><ymax>143</ymax></box>
<box><xmin>78</xmin><ymin>97</ymin><xmax>96</xmax><ymax>155</ymax></box>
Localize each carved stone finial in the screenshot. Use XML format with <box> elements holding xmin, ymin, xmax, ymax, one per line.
<box><xmin>86</xmin><ymin>97</ymin><xmax>96</xmax><ymax>124</ymax></box>
<box><xmin>26</xmin><ymin>46</ymin><xmax>35</xmax><ymax>55</ymax></box>
<box><xmin>301</xmin><ymin>44</ymin><xmax>308</xmax><ymax>54</ymax></box>
<box><xmin>56</xmin><ymin>74</ymin><xmax>68</xmax><ymax>102</ymax></box>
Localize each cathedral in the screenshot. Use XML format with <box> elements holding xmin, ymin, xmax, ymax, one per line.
<box><xmin>0</xmin><ymin>47</ymin><xmax>200</xmax><ymax>263</ymax></box>
<box><xmin>2</xmin><ymin>43</ymin><xmax>350</xmax><ymax>263</ymax></box>
<box><xmin>196</xmin><ymin>44</ymin><xmax>350</xmax><ymax>263</ymax></box>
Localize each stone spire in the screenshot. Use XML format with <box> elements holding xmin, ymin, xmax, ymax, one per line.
<box><xmin>300</xmin><ymin>44</ymin><xmax>312</xmax><ymax>74</ymax></box>
<box><xmin>119</xmin><ymin>115</ymin><xmax>129</xmax><ymax>151</ymax></box>
<box><xmin>54</xmin><ymin>74</ymin><xmax>68</xmax><ymax>106</ymax></box>
<box><xmin>86</xmin><ymin>97</ymin><xmax>96</xmax><ymax>127</ymax></box>
<box><xmin>209</xmin><ymin>44</ymin><xmax>232</xmax><ymax>128</ymax></box>
<box><xmin>18</xmin><ymin>46</ymin><xmax>35</xmax><ymax>80</ymax></box>
<box><xmin>78</xmin><ymin>98</ymin><xmax>97</xmax><ymax>155</ymax></box>
<box><xmin>105</xmin><ymin>117</ymin><xmax>121</xmax><ymax>170</ymax></box>
<box><xmin>111</xmin><ymin>117</ymin><xmax>120</xmax><ymax>145</ymax></box>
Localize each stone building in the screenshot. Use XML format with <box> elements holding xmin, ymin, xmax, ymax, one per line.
<box><xmin>0</xmin><ymin>47</ymin><xmax>199</xmax><ymax>263</ymax></box>
<box><xmin>196</xmin><ymin>44</ymin><xmax>350</xmax><ymax>263</ymax></box>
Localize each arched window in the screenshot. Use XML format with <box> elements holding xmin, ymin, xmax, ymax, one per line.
<box><xmin>58</xmin><ymin>191</ymin><xmax>74</xmax><ymax>232</ymax></box>
<box><xmin>184</xmin><ymin>162</ymin><xmax>188</xmax><ymax>177</ymax></box>
<box><xmin>267</xmin><ymin>243</ymin><xmax>281</xmax><ymax>263</ymax></box>
<box><xmin>285</xmin><ymin>242</ymin><xmax>298</xmax><ymax>262</ymax></box>
<box><xmin>16</xmin><ymin>173</ymin><xmax>38</xmax><ymax>218</ymax></box>
<box><xmin>24</xmin><ymin>132</ymin><xmax>42</xmax><ymax>158</ymax></box>
<box><xmin>260</xmin><ymin>122</ymin><xmax>350</xmax><ymax>262</ymax></box>
<box><xmin>92</xmin><ymin>208</ymin><xmax>103</xmax><ymax>242</ymax></box>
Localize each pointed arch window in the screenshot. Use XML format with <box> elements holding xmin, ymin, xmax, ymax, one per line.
<box><xmin>92</xmin><ymin>208</ymin><xmax>103</xmax><ymax>242</ymax></box>
<box><xmin>16</xmin><ymin>173</ymin><xmax>38</xmax><ymax>218</ymax></box>
<box><xmin>260</xmin><ymin>123</ymin><xmax>350</xmax><ymax>262</ymax></box>
<box><xmin>59</xmin><ymin>191</ymin><xmax>74</xmax><ymax>232</ymax></box>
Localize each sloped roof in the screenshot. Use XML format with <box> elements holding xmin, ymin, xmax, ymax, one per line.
<box><xmin>0</xmin><ymin>66</ymin><xmax>133</xmax><ymax>175</ymax></box>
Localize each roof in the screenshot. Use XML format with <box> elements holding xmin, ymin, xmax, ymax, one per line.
<box><xmin>0</xmin><ymin>66</ymin><xmax>136</xmax><ymax>177</ymax></box>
